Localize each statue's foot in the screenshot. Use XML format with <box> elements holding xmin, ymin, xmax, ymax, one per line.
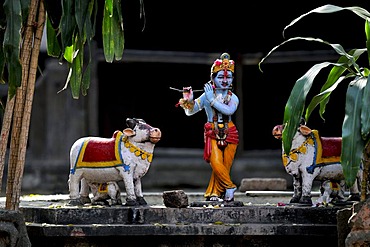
<box><xmin>224</xmin><ymin>188</ymin><xmax>237</xmax><ymax>202</ymax></box>
<box><xmin>289</xmin><ymin>196</ymin><xmax>301</xmax><ymax>203</ymax></box>
<box><xmin>111</xmin><ymin>199</ymin><xmax>123</xmax><ymax>206</ymax></box>
<box><xmin>124</xmin><ymin>198</ymin><xmax>139</xmax><ymax>206</ymax></box>
<box><xmin>66</xmin><ymin>199</ymin><xmax>83</xmax><ymax>206</ymax></box>
<box><xmin>136</xmin><ymin>197</ymin><xmax>148</xmax><ymax>205</ymax></box>
<box><xmin>299</xmin><ymin>196</ymin><xmax>312</xmax><ymax>205</ymax></box>
<box><xmin>207</xmin><ymin>196</ymin><xmax>224</xmax><ymax>202</ymax></box>
<box><xmin>80</xmin><ymin>196</ymin><xmax>91</xmax><ymax>204</ymax></box>
<box><xmin>91</xmin><ymin>200</ymin><xmax>108</xmax><ymax>206</ymax></box>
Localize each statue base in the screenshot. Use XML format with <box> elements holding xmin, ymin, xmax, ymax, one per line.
<box><xmin>189</xmin><ymin>200</ymin><xmax>244</xmax><ymax>207</ymax></box>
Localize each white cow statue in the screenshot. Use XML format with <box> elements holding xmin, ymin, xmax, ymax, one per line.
<box><xmin>272</xmin><ymin>123</ymin><xmax>362</xmax><ymax>205</ymax></box>
<box><xmin>87</xmin><ymin>180</ymin><xmax>122</xmax><ymax>206</ymax></box>
<box><xmin>314</xmin><ymin>180</ymin><xmax>345</xmax><ymax>206</ymax></box>
<box><xmin>68</xmin><ymin>118</ymin><xmax>161</xmax><ymax>206</ymax></box>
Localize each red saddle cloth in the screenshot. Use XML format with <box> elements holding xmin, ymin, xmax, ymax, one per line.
<box><xmin>82</xmin><ymin>131</ymin><xmax>120</xmax><ymax>162</ymax></box>
<box><xmin>320</xmin><ymin>136</ymin><xmax>342</xmax><ymax>158</ymax></box>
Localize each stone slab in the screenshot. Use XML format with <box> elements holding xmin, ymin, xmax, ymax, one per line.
<box><xmin>239</xmin><ymin>178</ymin><xmax>287</xmax><ymax>192</ymax></box>
<box><xmin>0</xmin><ymin>192</ymin><xmax>356</xmax><ymax>246</ymax></box>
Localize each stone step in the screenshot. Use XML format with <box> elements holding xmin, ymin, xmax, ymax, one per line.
<box><xmin>25</xmin><ymin>222</ymin><xmax>338</xmax><ymax>237</ymax></box>
<box><xmin>16</xmin><ymin>192</ymin><xmax>350</xmax><ymax>239</ymax></box>
<box><xmin>7</xmin><ymin>192</ymin><xmax>353</xmax><ymax>246</ymax></box>
<box><xmin>22</xmin><ymin>204</ymin><xmax>340</xmax><ymax>226</ymax></box>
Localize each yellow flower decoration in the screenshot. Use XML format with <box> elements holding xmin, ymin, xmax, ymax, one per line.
<box><xmin>290</xmin><ymin>153</ymin><xmax>298</xmax><ymax>162</ymax></box>
<box><xmin>122</xmin><ymin>138</ymin><xmax>154</xmax><ymax>162</ymax></box>
<box><xmin>283</xmin><ymin>156</ymin><xmax>288</xmax><ymax>167</ymax></box>
<box><xmin>298</xmin><ymin>145</ymin><xmax>307</xmax><ymax>154</ymax></box>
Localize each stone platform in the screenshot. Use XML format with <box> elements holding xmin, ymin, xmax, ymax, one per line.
<box><xmin>0</xmin><ymin>191</ymin><xmax>355</xmax><ymax>247</ymax></box>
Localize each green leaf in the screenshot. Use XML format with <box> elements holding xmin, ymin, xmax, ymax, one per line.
<box><xmin>44</xmin><ymin>0</ymin><xmax>62</xmax><ymax>29</ymax></box>
<box><xmin>63</xmin><ymin>44</ymin><xmax>74</xmax><ymax>63</ymax></box>
<box><xmin>74</xmin><ymin>0</ymin><xmax>90</xmax><ymax>37</ymax></box>
<box><xmin>102</xmin><ymin>0</ymin><xmax>114</xmax><ymax>63</ymax></box>
<box><xmin>84</xmin><ymin>0</ymin><xmax>95</xmax><ymax>42</ymax></box>
<box><xmin>282</xmin><ymin>62</ymin><xmax>335</xmax><ymax>154</ymax></box>
<box><xmin>60</xmin><ymin>0</ymin><xmax>77</xmax><ymax>50</ymax></box>
<box><xmin>305</xmin><ymin>76</ymin><xmax>345</xmax><ymax>122</ymax></box>
<box><xmin>361</xmin><ymin>76</ymin><xmax>370</xmax><ymax>139</ymax></box>
<box><xmin>3</xmin><ymin>0</ymin><xmax>22</xmax><ymax>99</ymax></box>
<box><xmin>6</xmin><ymin>51</ymin><xmax>22</xmax><ymax>99</ymax></box>
<box><xmin>314</xmin><ymin>49</ymin><xmax>362</xmax><ymax>120</ymax></box>
<box><xmin>342</xmin><ymin>77</ymin><xmax>366</xmax><ymax>187</ymax></box>
<box><xmin>70</xmin><ymin>44</ymin><xmax>83</xmax><ymax>99</ymax></box>
<box><xmin>80</xmin><ymin>3</ymin><xmax>93</xmax><ymax>97</ymax></box>
<box><xmin>91</xmin><ymin>0</ymin><xmax>98</xmax><ymax>38</ymax></box>
<box><xmin>283</xmin><ymin>5</ymin><xmax>370</xmax><ymax>38</ymax></box>
<box><xmin>366</xmin><ymin>20</ymin><xmax>370</xmax><ymax>69</ymax></box>
<box><xmin>259</xmin><ymin>37</ymin><xmax>354</xmax><ymax>73</ymax></box>
<box><xmin>20</xmin><ymin>0</ymin><xmax>30</xmax><ymax>25</ymax></box>
<box><xmin>81</xmin><ymin>62</ymin><xmax>91</xmax><ymax>96</ymax></box>
<box><xmin>46</xmin><ymin>17</ymin><xmax>61</xmax><ymax>57</ymax></box>
<box><xmin>113</xmin><ymin>0</ymin><xmax>124</xmax><ymax>60</ymax></box>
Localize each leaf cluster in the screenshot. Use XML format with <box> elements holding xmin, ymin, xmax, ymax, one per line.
<box><xmin>0</xmin><ymin>0</ymin><xmax>30</xmax><ymax>99</ymax></box>
<box><xmin>258</xmin><ymin>5</ymin><xmax>370</xmax><ymax>186</ymax></box>
<box><xmin>44</xmin><ymin>0</ymin><xmax>126</xmax><ymax>99</ymax></box>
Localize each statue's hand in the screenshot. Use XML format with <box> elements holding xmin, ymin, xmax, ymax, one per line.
<box><xmin>176</xmin><ymin>98</ymin><xmax>194</xmax><ymax>110</ymax></box>
<box><xmin>204</xmin><ymin>82</ymin><xmax>214</xmax><ymax>102</ymax></box>
<box><xmin>182</xmin><ymin>86</ymin><xmax>193</xmax><ymax>101</ymax></box>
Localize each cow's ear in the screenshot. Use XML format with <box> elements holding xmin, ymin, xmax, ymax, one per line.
<box><xmin>123</xmin><ymin>128</ymin><xmax>136</xmax><ymax>136</ymax></box>
<box><xmin>299</xmin><ymin>125</ymin><xmax>312</xmax><ymax>135</ymax></box>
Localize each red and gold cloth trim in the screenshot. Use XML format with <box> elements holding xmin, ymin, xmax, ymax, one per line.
<box><xmin>281</xmin><ymin>130</ymin><xmax>340</xmax><ymax>167</ymax></box>
<box><xmin>203</xmin><ymin>122</ymin><xmax>239</xmax><ymax>163</ymax></box>
<box><xmin>98</xmin><ymin>183</ymin><xmax>109</xmax><ymax>193</ymax></box>
<box><xmin>74</xmin><ymin>130</ymin><xmax>124</xmax><ymax>169</ymax></box>
<box><xmin>312</xmin><ymin>130</ymin><xmax>341</xmax><ymax>164</ymax></box>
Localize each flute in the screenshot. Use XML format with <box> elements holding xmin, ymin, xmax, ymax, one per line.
<box><xmin>169</xmin><ymin>86</ymin><xmax>232</xmax><ymax>92</ymax></box>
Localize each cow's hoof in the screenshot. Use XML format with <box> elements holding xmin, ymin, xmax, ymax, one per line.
<box><xmin>299</xmin><ymin>196</ymin><xmax>312</xmax><ymax>205</ymax></box>
<box><xmin>136</xmin><ymin>197</ymin><xmax>147</xmax><ymax>206</ymax></box>
<box><xmin>347</xmin><ymin>193</ymin><xmax>361</xmax><ymax>202</ymax></box>
<box><xmin>110</xmin><ymin>199</ymin><xmax>123</xmax><ymax>206</ymax></box>
<box><xmin>66</xmin><ymin>199</ymin><xmax>83</xmax><ymax>206</ymax></box>
<box><xmin>80</xmin><ymin>196</ymin><xmax>91</xmax><ymax>204</ymax></box>
<box><xmin>124</xmin><ymin>199</ymin><xmax>139</xmax><ymax>206</ymax></box>
<box><xmin>91</xmin><ymin>200</ymin><xmax>109</xmax><ymax>206</ymax></box>
<box><xmin>289</xmin><ymin>196</ymin><xmax>300</xmax><ymax>203</ymax></box>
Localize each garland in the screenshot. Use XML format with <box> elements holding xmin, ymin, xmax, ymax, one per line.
<box><xmin>122</xmin><ymin>136</ymin><xmax>153</xmax><ymax>162</ymax></box>
<box><xmin>282</xmin><ymin>135</ymin><xmax>314</xmax><ymax>167</ymax></box>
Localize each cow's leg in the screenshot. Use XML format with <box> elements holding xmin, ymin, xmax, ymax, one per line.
<box><xmin>347</xmin><ymin>176</ymin><xmax>362</xmax><ymax>202</ymax></box>
<box><xmin>88</xmin><ymin>183</ymin><xmax>101</xmax><ymax>205</ymax></box>
<box><xmin>108</xmin><ymin>182</ymin><xmax>122</xmax><ymax>205</ymax></box>
<box><xmin>120</xmin><ymin>171</ymin><xmax>138</xmax><ymax>206</ymax></box>
<box><xmin>134</xmin><ymin>178</ymin><xmax>147</xmax><ymax>206</ymax></box>
<box><xmin>290</xmin><ymin>176</ymin><xmax>302</xmax><ymax>203</ymax></box>
<box><xmin>300</xmin><ymin>172</ymin><xmax>316</xmax><ymax>204</ymax></box>
<box><xmin>346</xmin><ymin>165</ymin><xmax>363</xmax><ymax>201</ymax></box>
<box><xmin>79</xmin><ymin>178</ymin><xmax>92</xmax><ymax>204</ymax></box>
<box><xmin>335</xmin><ymin>180</ymin><xmax>346</xmax><ymax>202</ymax></box>
<box><xmin>68</xmin><ymin>172</ymin><xmax>84</xmax><ymax>206</ymax></box>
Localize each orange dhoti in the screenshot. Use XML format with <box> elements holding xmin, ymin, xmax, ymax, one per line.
<box><xmin>203</xmin><ymin>122</ymin><xmax>239</xmax><ymax>199</ymax></box>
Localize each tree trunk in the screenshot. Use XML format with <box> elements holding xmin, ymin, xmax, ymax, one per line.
<box><xmin>5</xmin><ymin>0</ymin><xmax>45</xmax><ymax>210</ymax></box>
<box><xmin>0</xmin><ymin>96</ymin><xmax>15</xmax><ymax>195</ymax></box>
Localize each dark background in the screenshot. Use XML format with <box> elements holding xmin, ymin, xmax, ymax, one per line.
<box><xmin>93</xmin><ymin>0</ymin><xmax>370</xmax><ymax>151</ymax></box>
